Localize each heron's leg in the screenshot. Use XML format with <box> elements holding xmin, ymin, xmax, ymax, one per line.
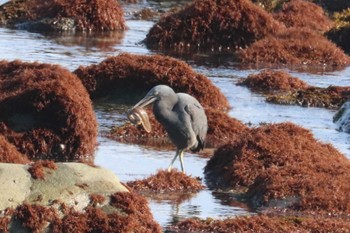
<box><xmin>168</xmin><ymin>149</ymin><xmax>179</xmax><ymax>172</ymax></box>
<box><xmin>179</xmin><ymin>149</ymin><xmax>185</xmax><ymax>173</ymax></box>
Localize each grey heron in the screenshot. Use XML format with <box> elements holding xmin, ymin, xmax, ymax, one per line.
<box><xmin>131</xmin><ymin>85</ymin><xmax>208</xmax><ymax>173</ymax></box>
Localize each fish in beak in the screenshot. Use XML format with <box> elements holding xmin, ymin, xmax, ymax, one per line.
<box><xmin>127</xmin><ymin>92</ymin><xmax>158</xmax><ymax>133</ymax></box>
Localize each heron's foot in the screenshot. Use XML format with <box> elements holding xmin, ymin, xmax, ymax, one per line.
<box><xmin>167</xmin><ymin>166</ymin><xmax>172</xmax><ymax>172</ymax></box>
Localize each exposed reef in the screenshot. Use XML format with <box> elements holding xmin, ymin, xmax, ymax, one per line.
<box><xmin>0</xmin><ymin>60</ymin><xmax>97</xmax><ymax>162</ymax></box>
<box><xmin>239</xmin><ymin>69</ymin><xmax>350</xmax><ymax>109</ymax></box>
<box><xmin>0</xmin><ymin>0</ymin><xmax>126</xmax><ymax>31</ymax></box>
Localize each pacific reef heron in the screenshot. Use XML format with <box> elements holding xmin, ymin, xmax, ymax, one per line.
<box><xmin>131</xmin><ymin>85</ymin><xmax>208</xmax><ymax>173</ymax></box>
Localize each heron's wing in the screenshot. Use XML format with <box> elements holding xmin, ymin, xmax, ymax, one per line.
<box><xmin>184</xmin><ymin>101</ymin><xmax>208</xmax><ymax>151</ymax></box>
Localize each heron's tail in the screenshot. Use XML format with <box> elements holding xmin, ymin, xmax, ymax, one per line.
<box><xmin>190</xmin><ymin>136</ymin><xmax>205</xmax><ymax>152</ymax></box>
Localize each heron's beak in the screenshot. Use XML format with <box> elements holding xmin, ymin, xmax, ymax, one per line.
<box><xmin>132</xmin><ymin>94</ymin><xmax>157</xmax><ymax>109</ymax></box>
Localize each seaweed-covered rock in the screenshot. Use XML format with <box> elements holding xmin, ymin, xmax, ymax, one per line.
<box><xmin>0</xmin><ymin>60</ymin><xmax>97</xmax><ymax>162</ymax></box>
<box><xmin>0</xmin><ymin>135</ymin><xmax>29</xmax><ymax>164</ymax></box>
<box><xmin>267</xmin><ymin>85</ymin><xmax>350</xmax><ymax>109</ymax></box>
<box><xmin>238</xmin><ymin>27</ymin><xmax>350</xmax><ymax>67</ymax></box>
<box><xmin>0</xmin><ymin>162</ymin><xmax>161</xmax><ymax>232</ymax></box>
<box><xmin>127</xmin><ymin>169</ymin><xmax>204</xmax><ymax>192</ymax></box>
<box><xmin>0</xmin><ymin>0</ymin><xmax>126</xmax><ymax>31</ymax></box>
<box><xmin>239</xmin><ymin>70</ymin><xmax>350</xmax><ymax>109</ymax></box>
<box><xmin>205</xmin><ymin>122</ymin><xmax>350</xmax><ymax>214</ymax></box>
<box><xmin>334</xmin><ymin>101</ymin><xmax>350</xmax><ymax>133</ymax></box>
<box><xmin>167</xmin><ymin>215</ymin><xmax>350</xmax><ymax>232</ymax></box>
<box><xmin>273</xmin><ymin>0</ymin><xmax>333</xmax><ymax>32</ymax></box>
<box><xmin>144</xmin><ymin>0</ymin><xmax>283</xmax><ymax>53</ymax></box>
<box><xmin>238</xmin><ymin>69</ymin><xmax>309</xmax><ymax>92</ymax></box>
<box><xmin>74</xmin><ymin>53</ymin><xmax>229</xmax><ymax>111</ymax></box>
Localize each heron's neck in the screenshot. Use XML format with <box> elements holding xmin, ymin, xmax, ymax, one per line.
<box><xmin>153</xmin><ymin>95</ymin><xmax>178</xmax><ymax>123</ymax></box>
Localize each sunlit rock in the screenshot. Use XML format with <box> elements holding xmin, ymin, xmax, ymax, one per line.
<box><xmin>0</xmin><ymin>162</ymin><xmax>162</xmax><ymax>232</ymax></box>
<box><xmin>0</xmin><ymin>60</ymin><xmax>97</xmax><ymax>162</ymax></box>
<box><xmin>334</xmin><ymin>101</ymin><xmax>350</xmax><ymax>133</ymax></box>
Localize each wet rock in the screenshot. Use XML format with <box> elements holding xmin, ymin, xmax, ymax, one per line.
<box><xmin>334</xmin><ymin>101</ymin><xmax>350</xmax><ymax>133</ymax></box>
<box><xmin>0</xmin><ymin>0</ymin><xmax>126</xmax><ymax>31</ymax></box>
<box><xmin>0</xmin><ymin>60</ymin><xmax>97</xmax><ymax>162</ymax></box>
<box><xmin>273</xmin><ymin>0</ymin><xmax>334</xmax><ymax>32</ymax></box>
<box><xmin>144</xmin><ymin>0</ymin><xmax>284</xmax><ymax>53</ymax></box>
<box><xmin>74</xmin><ymin>53</ymin><xmax>229</xmax><ymax>111</ymax></box>
<box><xmin>238</xmin><ymin>27</ymin><xmax>350</xmax><ymax>67</ymax></box>
<box><xmin>0</xmin><ymin>162</ymin><xmax>162</xmax><ymax>232</ymax></box>
<box><xmin>205</xmin><ymin>122</ymin><xmax>350</xmax><ymax>215</ymax></box>
<box><xmin>167</xmin><ymin>215</ymin><xmax>350</xmax><ymax>232</ymax></box>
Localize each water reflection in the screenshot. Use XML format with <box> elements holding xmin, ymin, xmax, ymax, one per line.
<box><xmin>42</xmin><ymin>31</ymin><xmax>125</xmax><ymax>52</ymax></box>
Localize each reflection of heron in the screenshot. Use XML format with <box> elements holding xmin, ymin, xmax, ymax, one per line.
<box><xmin>132</xmin><ymin>85</ymin><xmax>208</xmax><ymax>173</ymax></box>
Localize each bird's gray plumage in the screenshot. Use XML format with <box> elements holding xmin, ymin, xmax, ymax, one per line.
<box><xmin>132</xmin><ymin>85</ymin><xmax>208</xmax><ymax>172</ymax></box>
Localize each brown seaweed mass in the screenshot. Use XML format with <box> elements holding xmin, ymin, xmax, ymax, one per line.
<box><xmin>205</xmin><ymin>122</ymin><xmax>350</xmax><ymax>214</ymax></box>
<box><xmin>27</xmin><ymin>160</ymin><xmax>58</xmax><ymax>179</ymax></box>
<box><xmin>127</xmin><ymin>169</ymin><xmax>205</xmax><ymax>192</ymax></box>
<box><xmin>273</xmin><ymin>0</ymin><xmax>334</xmax><ymax>32</ymax></box>
<box><xmin>238</xmin><ymin>27</ymin><xmax>350</xmax><ymax>66</ymax></box>
<box><xmin>0</xmin><ymin>0</ymin><xmax>126</xmax><ymax>31</ymax></box>
<box><xmin>5</xmin><ymin>191</ymin><xmax>161</xmax><ymax>232</ymax></box>
<box><xmin>74</xmin><ymin>53</ymin><xmax>229</xmax><ymax>111</ymax></box>
<box><xmin>168</xmin><ymin>215</ymin><xmax>350</xmax><ymax>232</ymax></box>
<box><xmin>238</xmin><ymin>69</ymin><xmax>309</xmax><ymax>92</ymax></box>
<box><xmin>144</xmin><ymin>0</ymin><xmax>283</xmax><ymax>52</ymax></box>
<box><xmin>0</xmin><ymin>134</ymin><xmax>30</xmax><ymax>164</ymax></box>
<box><xmin>0</xmin><ymin>60</ymin><xmax>97</xmax><ymax>162</ymax></box>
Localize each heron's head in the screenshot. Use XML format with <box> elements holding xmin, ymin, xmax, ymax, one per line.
<box><xmin>132</xmin><ymin>85</ymin><xmax>175</xmax><ymax>109</ymax></box>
